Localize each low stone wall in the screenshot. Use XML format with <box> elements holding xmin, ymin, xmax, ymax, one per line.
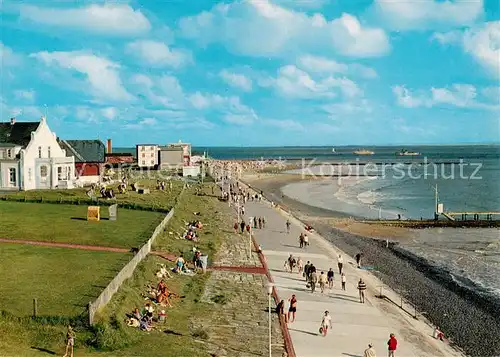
<box><xmin>88</xmin><ymin>209</ymin><xmax>174</xmax><ymax>325</ymax></box>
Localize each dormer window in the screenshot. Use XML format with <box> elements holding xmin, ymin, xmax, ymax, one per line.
<box><xmin>38</xmin><ymin>146</ymin><xmax>42</xmax><ymax>158</ymax></box>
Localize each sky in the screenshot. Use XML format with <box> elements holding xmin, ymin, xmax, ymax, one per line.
<box><xmin>0</xmin><ymin>0</ymin><xmax>499</xmax><ymax>147</ymax></box>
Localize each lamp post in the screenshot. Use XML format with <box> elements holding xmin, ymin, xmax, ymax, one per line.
<box><xmin>248</xmin><ymin>218</ymin><xmax>253</xmax><ymax>257</ymax></box>
<box><xmin>266</xmin><ymin>282</ymin><xmax>274</xmax><ymax>357</ymax></box>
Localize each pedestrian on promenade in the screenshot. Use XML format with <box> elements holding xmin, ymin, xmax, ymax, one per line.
<box><xmin>262</xmin><ymin>217</ymin><xmax>266</xmax><ymax>228</ymax></box>
<box><xmin>62</xmin><ymin>325</ymin><xmax>75</xmax><ymax>357</ymax></box>
<box><xmin>258</xmin><ymin>217</ymin><xmax>262</xmax><ymax>229</ymax></box>
<box><xmin>387</xmin><ymin>333</ymin><xmax>398</xmax><ymax>357</ymax></box>
<box><xmin>310</xmin><ymin>270</ymin><xmax>318</xmax><ymax>293</ymax></box>
<box><xmin>297</xmin><ymin>257</ymin><xmax>303</xmax><ymax>275</ymax></box>
<box><xmin>288</xmin><ymin>294</ymin><xmax>297</xmax><ymax>323</ymax></box>
<box><xmin>364</xmin><ymin>343</ymin><xmax>377</xmax><ymax>357</ymax></box>
<box><xmin>288</xmin><ymin>254</ymin><xmax>296</xmax><ymax>273</ymax></box>
<box><xmin>357</xmin><ymin>278</ymin><xmax>367</xmax><ymax>303</ymax></box>
<box><xmin>337</xmin><ymin>254</ymin><xmax>344</xmax><ymax>274</ymax></box>
<box><xmin>299</xmin><ymin>233</ymin><xmax>304</xmax><ymax>248</ymax></box>
<box><xmin>286</xmin><ymin>219</ymin><xmax>291</xmax><ymax>234</ymax></box>
<box><xmin>327</xmin><ymin>268</ymin><xmax>334</xmax><ymax>289</ymax></box>
<box><xmin>303</xmin><ymin>233</ymin><xmax>309</xmax><ymax>247</ymax></box>
<box><xmin>233</xmin><ymin>222</ymin><xmax>238</xmax><ymax>234</ymax></box>
<box><xmin>240</xmin><ymin>221</ymin><xmax>245</xmax><ymax>233</ymax></box>
<box><xmin>356</xmin><ymin>253</ymin><xmax>363</xmax><ymax>268</ymax></box>
<box><xmin>276</xmin><ymin>299</ymin><xmax>287</xmax><ymax>323</ymax></box>
<box><xmin>320</xmin><ymin>311</ymin><xmax>332</xmax><ymax>337</ymax></box>
<box><xmin>341</xmin><ymin>272</ymin><xmax>346</xmax><ymax>290</ymax></box>
<box><xmin>319</xmin><ymin>271</ymin><xmax>328</xmax><ymax>293</ymax></box>
<box><xmin>303</xmin><ymin>261</ymin><xmax>311</xmax><ymax>281</ymax></box>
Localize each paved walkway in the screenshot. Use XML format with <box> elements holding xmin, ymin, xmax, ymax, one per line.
<box><xmin>241</xmin><ymin>198</ymin><xmax>461</xmax><ymax>357</ymax></box>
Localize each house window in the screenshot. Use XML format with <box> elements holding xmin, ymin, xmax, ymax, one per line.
<box><xmin>58</xmin><ymin>167</ymin><xmax>70</xmax><ymax>180</ymax></box>
<box><xmin>40</xmin><ymin>165</ymin><xmax>48</xmax><ymax>178</ymax></box>
<box><xmin>57</xmin><ymin>167</ymin><xmax>63</xmax><ymax>180</ymax></box>
<box><xmin>141</xmin><ymin>146</ymin><xmax>145</xmax><ymax>151</ymax></box>
<box><xmin>141</xmin><ymin>160</ymin><xmax>146</xmax><ymax>166</ymax></box>
<box><xmin>150</xmin><ymin>160</ymin><xmax>155</xmax><ymax>165</ymax></box>
<box><xmin>28</xmin><ymin>168</ymin><xmax>32</xmax><ymax>181</ymax></box>
<box><xmin>9</xmin><ymin>168</ymin><xmax>16</xmax><ymax>184</ymax></box>
<box><xmin>38</xmin><ymin>146</ymin><xmax>42</xmax><ymax>158</ymax></box>
<box><xmin>48</xmin><ymin>146</ymin><xmax>51</xmax><ymax>158</ymax></box>
<box><xmin>150</xmin><ymin>153</ymin><xmax>154</xmax><ymax>157</ymax></box>
<box><xmin>142</xmin><ymin>153</ymin><xmax>145</xmax><ymax>158</ymax></box>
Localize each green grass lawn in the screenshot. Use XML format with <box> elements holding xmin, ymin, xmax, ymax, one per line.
<box><xmin>1</xmin><ymin>179</ymin><xmax>184</xmax><ymax>211</ymax></box>
<box><xmin>0</xmin><ymin>244</ymin><xmax>131</xmax><ymax>317</ymax></box>
<box><xmin>0</xmin><ymin>201</ymin><xmax>163</xmax><ymax>248</ymax></box>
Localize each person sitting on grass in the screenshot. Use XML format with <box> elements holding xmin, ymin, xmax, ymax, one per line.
<box><xmin>142</xmin><ymin>303</ymin><xmax>154</xmax><ymax>319</ymax></box>
<box><xmin>140</xmin><ymin>316</ymin><xmax>152</xmax><ymax>332</ymax></box>
<box><xmin>133</xmin><ymin>307</ymin><xmax>142</xmax><ymax>321</ymax></box>
<box><xmin>156</xmin><ymin>280</ymin><xmax>173</xmax><ymax>307</ymax></box>
<box><xmin>174</xmin><ymin>254</ymin><xmax>185</xmax><ymax>273</ymax></box>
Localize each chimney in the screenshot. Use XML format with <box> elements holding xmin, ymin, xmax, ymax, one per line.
<box><xmin>10</xmin><ymin>117</ymin><xmax>16</xmax><ymax>125</ymax></box>
<box><xmin>107</xmin><ymin>139</ymin><xmax>112</xmax><ymax>154</ymax></box>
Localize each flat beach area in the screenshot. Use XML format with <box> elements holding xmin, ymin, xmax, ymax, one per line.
<box><xmin>242</xmin><ymin>172</ymin><xmax>500</xmax><ymax>357</ymax></box>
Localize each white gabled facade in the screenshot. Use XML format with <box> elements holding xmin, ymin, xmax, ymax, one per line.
<box><xmin>0</xmin><ymin>117</ymin><xmax>75</xmax><ymax>191</ymax></box>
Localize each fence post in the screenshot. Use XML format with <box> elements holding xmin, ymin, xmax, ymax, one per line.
<box><xmin>33</xmin><ymin>298</ymin><xmax>38</xmax><ymax>317</ymax></box>
<box><xmin>88</xmin><ymin>302</ymin><xmax>93</xmax><ymax>326</ymax></box>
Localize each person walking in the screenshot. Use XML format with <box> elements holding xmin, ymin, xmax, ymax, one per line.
<box><xmin>327</xmin><ymin>268</ymin><xmax>334</xmax><ymax>289</ymax></box>
<box><xmin>62</xmin><ymin>325</ymin><xmax>75</xmax><ymax>357</ymax></box>
<box><xmin>356</xmin><ymin>253</ymin><xmax>362</xmax><ymax>268</ymax></box>
<box><xmin>286</xmin><ymin>219</ymin><xmax>291</xmax><ymax>234</ymax></box>
<box><xmin>240</xmin><ymin>220</ymin><xmax>245</xmax><ymax>234</ymax></box>
<box><xmin>388</xmin><ymin>333</ymin><xmax>398</xmax><ymax>357</ymax></box>
<box><xmin>303</xmin><ymin>233</ymin><xmax>309</xmax><ymax>247</ymax></box>
<box><xmin>303</xmin><ymin>261</ymin><xmax>311</xmax><ymax>281</ymax></box>
<box><xmin>276</xmin><ymin>299</ymin><xmax>287</xmax><ymax>323</ymax></box>
<box><xmin>310</xmin><ymin>269</ymin><xmax>318</xmax><ymax>293</ymax></box>
<box><xmin>297</xmin><ymin>257</ymin><xmax>303</xmax><ymax>275</ymax></box>
<box><xmin>357</xmin><ymin>278</ymin><xmax>367</xmax><ymax>303</ymax></box>
<box><xmin>337</xmin><ymin>254</ymin><xmax>344</xmax><ymax>274</ymax></box>
<box><xmin>288</xmin><ymin>254</ymin><xmax>296</xmax><ymax>273</ymax></box>
<box><xmin>258</xmin><ymin>217</ymin><xmax>262</xmax><ymax>229</ymax></box>
<box><xmin>341</xmin><ymin>272</ymin><xmax>347</xmax><ymax>290</ymax></box>
<box><xmin>319</xmin><ymin>272</ymin><xmax>328</xmax><ymax>293</ymax></box>
<box><xmin>288</xmin><ymin>294</ymin><xmax>297</xmax><ymax>323</ymax></box>
<box><xmin>364</xmin><ymin>343</ymin><xmax>377</xmax><ymax>357</ymax></box>
<box><xmin>262</xmin><ymin>217</ymin><xmax>266</xmax><ymax>228</ymax></box>
<box><xmin>233</xmin><ymin>222</ymin><xmax>238</xmax><ymax>234</ymax></box>
<box><xmin>299</xmin><ymin>233</ymin><xmax>304</xmax><ymax>248</ymax></box>
<box><xmin>320</xmin><ymin>311</ymin><xmax>332</xmax><ymax>337</ymax></box>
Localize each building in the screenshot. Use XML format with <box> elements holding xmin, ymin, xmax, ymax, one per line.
<box><xmin>0</xmin><ymin>117</ymin><xmax>75</xmax><ymax>190</ymax></box>
<box><xmin>104</xmin><ymin>139</ymin><xmax>134</xmax><ymax>166</ymax></box>
<box><xmin>158</xmin><ymin>145</ymin><xmax>184</xmax><ymax>169</ymax></box>
<box><xmin>58</xmin><ymin>139</ymin><xmax>106</xmax><ymax>185</ymax></box>
<box><xmin>136</xmin><ymin>144</ymin><xmax>159</xmax><ymax>169</ymax></box>
<box><xmin>168</xmin><ymin>141</ymin><xmax>192</xmax><ymax>166</ymax></box>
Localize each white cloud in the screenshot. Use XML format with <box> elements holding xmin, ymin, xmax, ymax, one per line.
<box><xmin>264</xmin><ymin>119</ymin><xmax>305</xmax><ymax>131</ymax></box>
<box><xmin>31</xmin><ymin>51</ymin><xmax>133</xmax><ymax>102</ymax></box>
<box><xmin>393</xmin><ymin>84</ymin><xmax>500</xmax><ymax>110</ymax></box>
<box><xmin>19</xmin><ymin>4</ymin><xmax>151</xmax><ymax>36</ymax></box>
<box><xmin>189</xmin><ymin>92</ymin><xmax>258</xmax><ymax>125</ymax></box>
<box><xmin>126</xmin><ymin>40</ymin><xmax>193</xmax><ymax>68</ymax></box>
<box><xmin>272</xmin><ymin>0</ymin><xmax>329</xmax><ymax>10</ymax></box>
<box><xmin>264</xmin><ymin>65</ymin><xmax>362</xmax><ymax>99</ymax></box>
<box><xmin>431</xmin><ymin>21</ymin><xmax>500</xmax><ymax>78</ymax></box>
<box><xmin>219</xmin><ymin>70</ymin><xmax>253</xmax><ymax>91</ymax></box>
<box><xmin>179</xmin><ymin>0</ymin><xmax>389</xmax><ymax>58</ymax></box>
<box><xmin>297</xmin><ymin>55</ymin><xmax>377</xmax><ymax>79</ymax></box>
<box><xmin>125</xmin><ymin>117</ymin><xmax>158</xmax><ymax>130</ymax></box>
<box><xmin>0</xmin><ymin>42</ymin><xmax>20</xmax><ymax>66</ymax></box>
<box><xmin>131</xmin><ymin>73</ymin><xmax>186</xmax><ymax>109</ymax></box>
<box><xmin>13</xmin><ymin>89</ymin><xmax>36</xmax><ymax>102</ymax></box>
<box><xmin>370</xmin><ymin>0</ymin><xmax>484</xmax><ymax>31</ymax></box>
<box><xmin>101</xmin><ymin>107</ymin><xmax>118</xmax><ymax>120</ymax></box>
<box><xmin>463</xmin><ymin>21</ymin><xmax>500</xmax><ymax>78</ymax></box>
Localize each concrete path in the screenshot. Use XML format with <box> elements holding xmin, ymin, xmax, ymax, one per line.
<box><xmin>241</xmin><ymin>198</ymin><xmax>461</xmax><ymax>357</ymax></box>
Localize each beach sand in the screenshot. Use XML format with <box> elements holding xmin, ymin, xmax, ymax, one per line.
<box><xmin>244</xmin><ymin>173</ymin><xmax>414</xmax><ymax>242</ymax></box>
<box><xmin>242</xmin><ymin>173</ymin><xmax>500</xmax><ymax>357</ymax></box>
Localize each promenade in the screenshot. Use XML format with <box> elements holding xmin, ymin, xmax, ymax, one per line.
<box><xmin>242</xmin><ymin>198</ymin><xmax>462</xmax><ymax>357</ymax></box>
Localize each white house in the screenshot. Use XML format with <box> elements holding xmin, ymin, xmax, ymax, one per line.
<box><xmin>136</xmin><ymin>144</ymin><xmax>159</xmax><ymax>169</ymax></box>
<box><xmin>0</xmin><ymin>117</ymin><xmax>75</xmax><ymax>190</ymax></box>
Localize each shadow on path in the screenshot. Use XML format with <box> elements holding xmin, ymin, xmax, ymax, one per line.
<box><xmin>288</xmin><ymin>328</ymin><xmax>318</xmax><ymax>337</ymax></box>
<box><xmin>30</xmin><ymin>347</ymin><xmax>56</xmax><ymax>355</ymax></box>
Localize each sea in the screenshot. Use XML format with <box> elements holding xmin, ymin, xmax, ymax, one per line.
<box><xmin>117</xmin><ymin>145</ymin><xmax>500</xmax><ymax>300</ymax></box>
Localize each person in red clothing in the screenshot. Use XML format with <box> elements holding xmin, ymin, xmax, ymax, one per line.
<box><xmin>387</xmin><ymin>333</ymin><xmax>398</xmax><ymax>357</ymax></box>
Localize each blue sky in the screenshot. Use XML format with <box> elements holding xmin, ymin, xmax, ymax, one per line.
<box><xmin>0</xmin><ymin>0</ymin><xmax>499</xmax><ymax>147</ymax></box>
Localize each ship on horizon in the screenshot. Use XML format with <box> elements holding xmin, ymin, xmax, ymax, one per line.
<box><xmin>353</xmin><ymin>149</ymin><xmax>375</xmax><ymax>155</ymax></box>
<box><xmin>397</xmin><ymin>149</ymin><xmax>421</xmax><ymax>156</ymax></box>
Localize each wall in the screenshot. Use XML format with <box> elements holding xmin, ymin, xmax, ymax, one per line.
<box><xmin>22</xmin><ymin>118</ymin><xmax>75</xmax><ymax>190</ymax></box>
<box><xmin>88</xmin><ymin>208</ymin><xmax>175</xmax><ymax>325</ymax></box>
<box><xmin>159</xmin><ymin>149</ymin><xmax>183</xmax><ymax>168</ymax></box>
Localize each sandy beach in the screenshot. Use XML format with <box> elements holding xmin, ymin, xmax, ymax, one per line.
<box><xmin>242</xmin><ymin>172</ymin><xmax>500</xmax><ymax>357</ymax></box>
<box><xmin>243</xmin><ymin>173</ymin><xmax>414</xmax><ymax>242</ymax></box>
